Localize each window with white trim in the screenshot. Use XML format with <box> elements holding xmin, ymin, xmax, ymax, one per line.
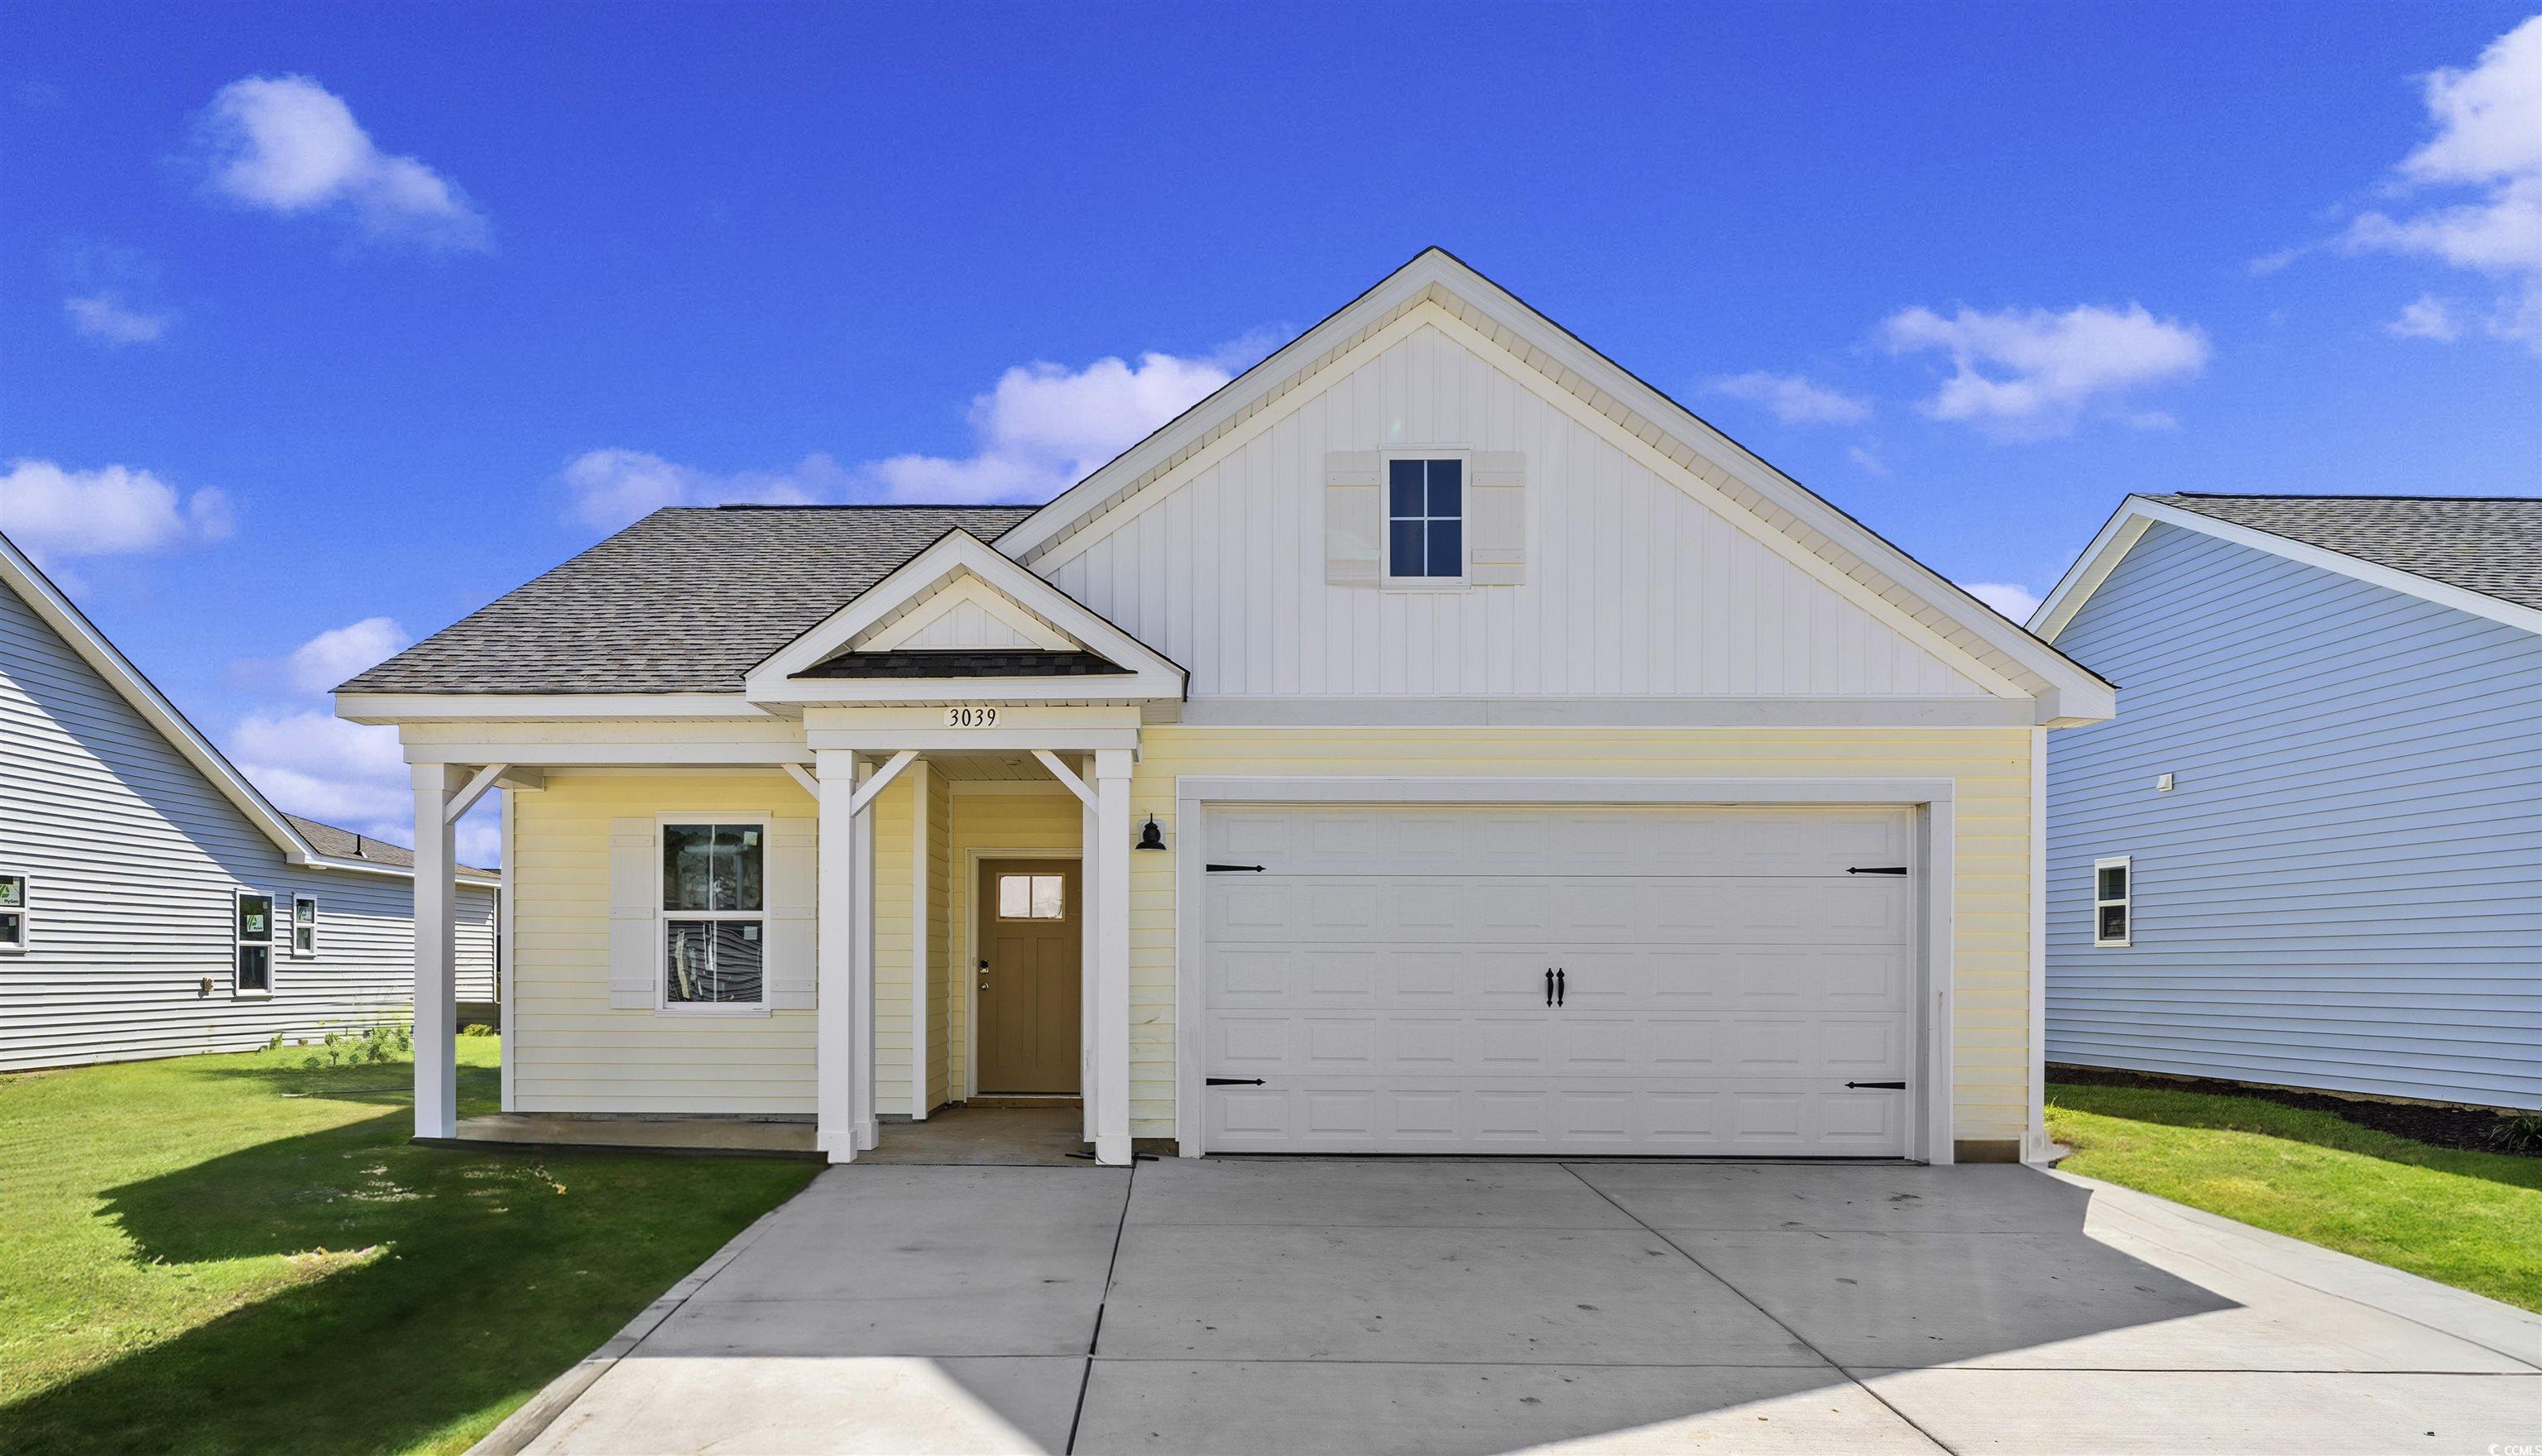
<box><xmin>2093</xmin><ymin>857</ymin><xmax>2132</xmax><ymax>946</ymax></box>
<box><xmin>292</xmin><ymin>895</ymin><xmax>319</xmax><ymax>957</ymax></box>
<box><xmin>1385</xmin><ymin>456</ymin><xmax>1465</xmax><ymax>582</ymax></box>
<box><xmin>661</xmin><ymin>822</ymin><xmax>765</xmax><ymax>1007</ymax></box>
<box><xmin>0</xmin><ymin>872</ymin><xmax>26</xmax><ymax>953</ymax></box>
<box><xmin>236</xmin><ymin>891</ymin><xmax>275</xmax><ymax>994</ymax></box>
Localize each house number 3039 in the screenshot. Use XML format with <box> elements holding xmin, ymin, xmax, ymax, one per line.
<box><xmin>944</xmin><ymin>706</ymin><xmax>1000</xmax><ymax>728</ymax></box>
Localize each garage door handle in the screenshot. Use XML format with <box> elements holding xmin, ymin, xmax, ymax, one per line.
<box><xmin>1205</xmin><ymin>1077</ymin><xmax>1266</xmax><ymax>1086</ymax></box>
<box><xmin>1544</xmin><ymin>969</ymin><xmax>1555</xmax><ymax>1006</ymax></box>
<box><xmin>1556</xmin><ymin>968</ymin><xmax>1566</xmax><ymax>1007</ymax></box>
<box><xmin>1847</xmin><ymin>866</ymin><xmax>1909</xmax><ymax>875</ymax></box>
<box><xmin>1206</xmin><ymin>864</ymin><xmax>1265</xmax><ymax>873</ymax></box>
<box><xmin>1844</xmin><ymin>1080</ymin><xmax>1907</xmax><ymax>1090</ymax></box>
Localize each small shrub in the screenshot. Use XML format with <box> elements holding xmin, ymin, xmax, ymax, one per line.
<box><xmin>460</xmin><ymin>1023</ymin><xmax>496</xmax><ymax>1038</ymax></box>
<box><xmin>2490</xmin><ymin>1114</ymin><xmax>2542</xmax><ymax>1153</ymax></box>
<box><xmin>301</xmin><ymin>1053</ymin><xmax>323</xmax><ymax>1070</ymax></box>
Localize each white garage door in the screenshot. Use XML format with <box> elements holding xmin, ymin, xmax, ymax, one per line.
<box><xmin>1199</xmin><ymin>802</ymin><xmax>1920</xmax><ymax>1157</ymax></box>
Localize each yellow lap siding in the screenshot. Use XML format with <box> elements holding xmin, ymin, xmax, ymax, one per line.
<box><xmin>1127</xmin><ymin>726</ymin><xmax>2036</xmax><ymax>1144</ymax></box>
<box><xmin>510</xmin><ymin>771</ymin><xmax>820</xmax><ymax>1115</ymax></box>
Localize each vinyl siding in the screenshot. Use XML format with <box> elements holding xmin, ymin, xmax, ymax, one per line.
<box><xmin>1130</xmin><ymin>726</ymin><xmax>2036</xmax><ymax>1143</ymax></box>
<box><xmin>2045</xmin><ymin>522</ymin><xmax>2542</xmax><ymax>1110</ymax></box>
<box><xmin>1039</xmin><ymin>308</ymin><xmax>1993</xmax><ymax>702</ymax></box>
<box><xmin>507</xmin><ymin>771</ymin><xmax>816</xmax><ymax>1114</ymax></box>
<box><xmin>0</xmin><ymin>578</ymin><xmax>496</xmax><ymax>1072</ymax></box>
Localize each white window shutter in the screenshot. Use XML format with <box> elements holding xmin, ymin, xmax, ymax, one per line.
<box><xmin>1470</xmin><ymin>451</ymin><xmax>1526</xmax><ymax>585</ymax></box>
<box><xmin>1324</xmin><ymin>452</ymin><xmax>1383</xmax><ymax>587</ymax></box>
<box><xmin>607</xmin><ymin>817</ymin><xmax>656</xmax><ymax>1010</ymax></box>
<box><xmin>764</xmin><ymin>820</ymin><xmax>817</xmax><ymax>1009</ymax></box>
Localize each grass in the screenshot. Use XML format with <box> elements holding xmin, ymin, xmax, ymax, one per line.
<box><xmin>2046</xmin><ymin>1080</ymin><xmax>2542</xmax><ymax>1314</ymax></box>
<box><xmin>0</xmin><ymin>1036</ymin><xmax>818</xmax><ymax>1456</ymax></box>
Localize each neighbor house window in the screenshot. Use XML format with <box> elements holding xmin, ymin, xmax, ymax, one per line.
<box><xmin>996</xmin><ymin>872</ymin><xmax>1066</xmax><ymax>921</ymax></box>
<box><xmin>662</xmin><ymin>822</ymin><xmax>764</xmax><ymax>1007</ymax></box>
<box><xmin>1386</xmin><ymin>456</ymin><xmax>1465</xmax><ymax>581</ymax></box>
<box><xmin>292</xmin><ymin>895</ymin><xmax>319</xmax><ymax>957</ymax></box>
<box><xmin>0</xmin><ymin>873</ymin><xmax>26</xmax><ymax>953</ymax></box>
<box><xmin>236</xmin><ymin>891</ymin><xmax>275</xmax><ymax>994</ymax></box>
<box><xmin>2093</xmin><ymin>857</ymin><xmax>2132</xmax><ymax>946</ymax></box>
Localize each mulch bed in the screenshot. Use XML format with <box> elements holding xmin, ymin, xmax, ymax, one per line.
<box><xmin>2047</xmin><ymin>1063</ymin><xmax>2539</xmax><ymax>1159</ymax></box>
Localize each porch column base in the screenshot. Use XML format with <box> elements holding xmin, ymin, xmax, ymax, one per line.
<box><xmin>1095</xmin><ymin>1133</ymin><xmax>1131</xmax><ymax>1166</ymax></box>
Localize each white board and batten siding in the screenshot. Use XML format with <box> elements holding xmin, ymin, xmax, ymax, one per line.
<box><xmin>0</xmin><ymin>579</ymin><xmax>496</xmax><ymax>1072</ymax></box>
<box><xmin>1039</xmin><ymin>311</ymin><xmax>1992</xmax><ymax>702</ymax></box>
<box><xmin>2046</xmin><ymin>522</ymin><xmax>2542</xmax><ymax>1110</ymax></box>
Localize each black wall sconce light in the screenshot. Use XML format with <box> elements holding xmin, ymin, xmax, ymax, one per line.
<box><xmin>1135</xmin><ymin>814</ymin><xmax>1168</xmax><ymax>850</ymax></box>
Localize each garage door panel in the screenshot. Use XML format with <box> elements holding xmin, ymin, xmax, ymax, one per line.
<box><xmin>1205</xmin><ymin>804</ymin><xmax>1913</xmax><ymax>878</ymax></box>
<box><xmin>1200</xmin><ymin>803</ymin><xmax>1920</xmax><ymax>1157</ymax></box>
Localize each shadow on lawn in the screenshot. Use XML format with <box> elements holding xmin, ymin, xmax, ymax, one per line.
<box><xmin>0</xmin><ymin>1065</ymin><xmax>815</xmax><ymax>1456</ymax></box>
<box><xmin>2049</xmin><ymin>1081</ymin><xmax>2542</xmax><ymax>1193</ymax></box>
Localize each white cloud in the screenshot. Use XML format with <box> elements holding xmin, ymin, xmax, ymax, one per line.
<box><xmin>560</xmin><ymin>448</ymin><xmax>838</xmax><ymax>532</ymax></box>
<box><xmin>1880</xmin><ymin>303</ymin><xmax>2209</xmax><ymax>439</ymax></box>
<box><xmin>1703</xmin><ymin>371</ymin><xmax>1873</xmax><ymax>425</ymax></box>
<box><xmin>286</xmin><ymin>616</ymin><xmax>411</xmax><ymax>693</ymax></box>
<box><xmin>866</xmin><ymin>352</ymin><xmax>1233</xmax><ymax>503</ymax></box>
<box><xmin>1959</xmin><ymin>581</ymin><xmax>2043</xmax><ymax>623</ymax></box>
<box><xmin>2387</xmin><ymin>294</ymin><xmax>2464</xmax><ymax>341</ymax></box>
<box><xmin>2339</xmin><ymin>16</ymin><xmax>2542</xmax><ymax>351</ymax></box>
<box><xmin>1846</xmin><ymin>445</ymin><xmax>1889</xmax><ymax>477</ymax></box>
<box><xmin>65</xmin><ymin>293</ymin><xmax>172</xmax><ymax>345</ymax></box>
<box><xmin>0</xmin><ymin>460</ymin><xmax>233</xmax><ymax>563</ymax></box>
<box><xmin>195</xmin><ymin>74</ymin><xmax>488</xmax><ymax>251</ymax></box>
<box><xmin>564</xmin><ymin>347</ymin><xmax>1239</xmax><ymax>530</ymax></box>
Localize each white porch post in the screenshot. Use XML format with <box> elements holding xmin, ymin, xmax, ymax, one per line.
<box><xmin>909</xmin><ymin>761</ymin><xmax>931</xmax><ymax>1121</ymax></box>
<box><xmin>1092</xmin><ymin>749</ymin><xmax>1134</xmax><ymax>1165</ymax></box>
<box><xmin>1079</xmin><ymin>757</ymin><xmax>1101</xmax><ymax>1148</ymax></box>
<box><xmin>815</xmin><ymin>750</ymin><xmax>863</xmax><ymax>1161</ymax></box>
<box><xmin>851</xmin><ymin>756</ymin><xmax>879</xmax><ymax>1151</ymax></box>
<box><xmin>410</xmin><ymin>764</ymin><xmax>463</xmax><ymax>1139</ymax></box>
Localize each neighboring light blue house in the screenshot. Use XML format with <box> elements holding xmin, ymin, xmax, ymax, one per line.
<box><xmin>2031</xmin><ymin>494</ymin><xmax>2541</xmax><ymax>1113</ymax></box>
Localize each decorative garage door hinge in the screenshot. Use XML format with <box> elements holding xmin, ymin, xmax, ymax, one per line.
<box><xmin>1846</xmin><ymin>866</ymin><xmax>1909</xmax><ymax>875</ymax></box>
<box><xmin>1844</xmin><ymin>1080</ymin><xmax>1908</xmax><ymax>1090</ymax></box>
<box><xmin>1205</xmin><ymin>1077</ymin><xmax>1267</xmax><ymax>1086</ymax></box>
<box><xmin>1205</xmin><ymin>863</ymin><xmax>1266</xmax><ymax>872</ymax></box>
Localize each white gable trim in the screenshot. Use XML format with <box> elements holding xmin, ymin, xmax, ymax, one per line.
<box><xmin>998</xmin><ymin>248</ymin><xmax>2110</xmax><ymax>718</ymax></box>
<box><xmin>0</xmin><ymin>533</ymin><xmax>493</xmax><ymax>885</ymax></box>
<box><xmin>853</xmin><ymin>574</ymin><xmax>1077</xmax><ymax>653</ymax></box>
<box><xmin>2031</xmin><ymin>496</ymin><xmax>2542</xmax><ymax>643</ymax></box>
<box><xmin>742</xmin><ymin>529</ymin><xmax>1187</xmax><ymax>704</ymax></box>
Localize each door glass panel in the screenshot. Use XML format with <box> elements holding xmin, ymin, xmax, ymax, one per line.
<box><xmin>998</xmin><ymin>873</ymin><xmax>1066</xmax><ymax>919</ymax></box>
<box><xmin>998</xmin><ymin>874</ymin><xmax>1030</xmax><ymax>918</ymax></box>
<box><xmin>1029</xmin><ymin>874</ymin><xmax>1064</xmax><ymax>918</ymax></box>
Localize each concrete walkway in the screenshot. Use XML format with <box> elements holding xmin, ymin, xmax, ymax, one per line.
<box><xmin>489</xmin><ymin>1160</ymin><xmax>2541</xmax><ymax>1455</ymax></box>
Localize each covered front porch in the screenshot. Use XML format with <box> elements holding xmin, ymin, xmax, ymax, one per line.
<box><xmin>403</xmin><ymin>727</ymin><xmax>1150</xmax><ymax>1167</ymax></box>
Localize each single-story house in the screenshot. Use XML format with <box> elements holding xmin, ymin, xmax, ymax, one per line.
<box><xmin>2031</xmin><ymin>493</ymin><xmax>2540</xmax><ymax>1111</ymax></box>
<box><xmin>342</xmin><ymin>248</ymin><xmax>2115</xmax><ymax>1165</ymax></box>
<box><xmin>0</xmin><ymin>531</ymin><xmax>500</xmax><ymax>1071</ymax></box>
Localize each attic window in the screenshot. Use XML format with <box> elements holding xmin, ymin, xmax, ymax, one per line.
<box><xmin>1385</xmin><ymin>457</ymin><xmax>1465</xmax><ymax>582</ymax></box>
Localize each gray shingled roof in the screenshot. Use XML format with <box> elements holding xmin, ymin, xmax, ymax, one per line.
<box><xmin>2153</xmin><ymin>495</ymin><xmax>2542</xmax><ymax>613</ymax></box>
<box><xmin>340</xmin><ymin>505</ymin><xmax>1038</xmax><ymax>694</ymax></box>
<box><xmin>285</xmin><ymin>814</ymin><xmax>496</xmax><ymax>878</ymax></box>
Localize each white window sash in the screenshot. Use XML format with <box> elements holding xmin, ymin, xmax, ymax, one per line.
<box><xmin>2092</xmin><ymin>856</ymin><xmax>2132</xmax><ymax>947</ymax></box>
<box><xmin>0</xmin><ymin>871</ymin><xmax>26</xmax><ymax>953</ymax></box>
<box><xmin>656</xmin><ymin>818</ymin><xmax>770</xmax><ymax>1014</ymax></box>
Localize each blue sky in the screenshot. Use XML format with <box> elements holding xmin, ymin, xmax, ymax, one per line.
<box><xmin>6</xmin><ymin>2</ymin><xmax>2539</xmax><ymax>863</ymax></box>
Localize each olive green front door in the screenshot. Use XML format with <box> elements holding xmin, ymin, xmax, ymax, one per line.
<box><xmin>977</xmin><ymin>860</ymin><xmax>1081</xmax><ymax>1094</ymax></box>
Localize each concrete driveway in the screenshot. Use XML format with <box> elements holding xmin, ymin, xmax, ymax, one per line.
<box><xmin>493</xmin><ymin>1159</ymin><xmax>2540</xmax><ymax>1455</ymax></box>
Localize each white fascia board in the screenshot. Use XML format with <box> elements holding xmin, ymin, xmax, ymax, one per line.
<box><xmin>2035</xmin><ymin>496</ymin><xmax>2542</xmax><ymax>643</ymax></box>
<box><xmin>336</xmin><ymin>692</ymin><xmax>769</xmax><ymax>723</ymax></box>
<box><xmin>995</xmin><ymin>247</ymin><xmax>2110</xmax><ymax>708</ymax></box>
<box><xmin>0</xmin><ymin>532</ymin><xmax>322</xmax><ymax>866</ymax></box>
<box><xmin>741</xmin><ymin>529</ymin><xmax>1187</xmax><ymax>702</ymax></box>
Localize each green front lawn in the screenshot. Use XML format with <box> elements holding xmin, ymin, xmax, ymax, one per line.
<box><xmin>0</xmin><ymin>1037</ymin><xmax>818</xmax><ymax>1456</ymax></box>
<box><xmin>2046</xmin><ymin>1081</ymin><xmax>2542</xmax><ymax>1313</ymax></box>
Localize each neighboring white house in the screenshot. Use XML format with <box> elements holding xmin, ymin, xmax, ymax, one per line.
<box><xmin>343</xmin><ymin>248</ymin><xmax>2115</xmax><ymax>1166</ymax></box>
<box><xmin>2032</xmin><ymin>494</ymin><xmax>2541</xmax><ymax>1111</ymax></box>
<box><xmin>0</xmin><ymin>532</ymin><xmax>501</xmax><ymax>1072</ymax></box>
